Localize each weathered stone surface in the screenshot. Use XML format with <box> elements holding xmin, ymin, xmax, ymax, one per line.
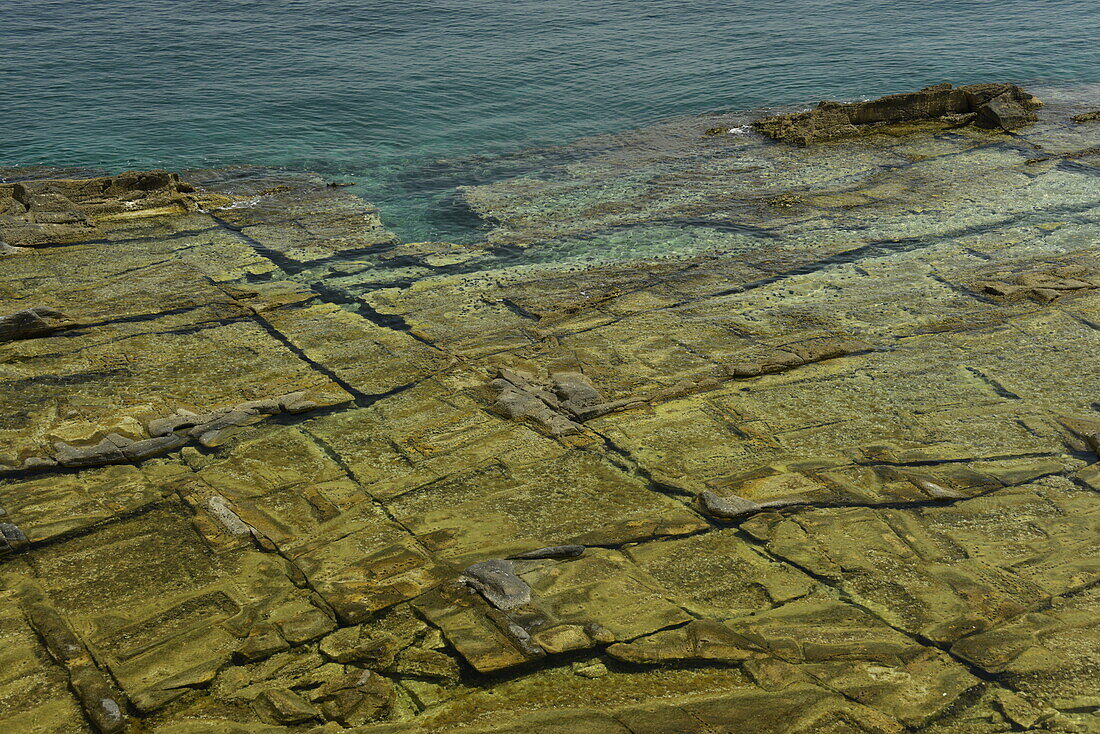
<box><xmin>21</xmin><ymin>585</ymin><xmax>129</xmax><ymax>733</ymax></box>
<box><xmin>698</xmin><ymin>489</ymin><xmax>769</xmax><ymax>519</ymax></box>
<box><xmin>509</xmin><ymin>544</ymin><xmax>585</xmax><ymax>560</ymax></box>
<box><xmin>729</xmin><ymin>593</ymin><xmax>979</xmax><ymax>727</ymax></box>
<box><xmin>606</xmin><ymin>618</ymin><xmax>757</xmax><ymax>665</ymax></box>
<box><xmin>489</xmin><ymin>369</ymin><xmax>584</xmax><ymax>436</ymax></box>
<box><xmin>0</xmin><ymin>311</ymin><xmax>353</xmax><ymax>469</ymax></box>
<box><xmin>0</xmin><ymin>579</ymin><xmax>91</xmax><ymax>732</ymax></box>
<box><xmin>754</xmin><ymin>83</ymin><xmax>1041</xmax><ymax>145</ymax></box>
<box><xmin>974</xmin><ymin>263</ymin><xmax>1099</xmax><ymax>302</ymax></box>
<box><xmin>12</xmin><ymin>388</ymin><xmax>348</xmax><ymax>471</ymax></box>
<box><xmin>10</xmin><ymin>503</ymin><xmax>352</xmax><ymax>715</ymax></box>
<box><xmin>0</xmin><ymin>231</ymin><xmax>269</xmax><ymax>324</ymax></box>
<box><xmin>488</xmin><ymin>367</ymin><xmax>644</xmax><ymax>436</ymax></box>
<box><xmin>391</xmin><ymin>675</ymin><xmax>909</xmax><ymax>734</ymax></box>
<box><xmin>305</xmin><ymin>375</ymin><xmax>571</xmax><ymax>500</ymax></box>
<box><xmin>3</xmin><ymin>93</ymin><xmax>1100</xmax><ymax>730</ymax></box>
<box><xmin>190</xmin><ymin>167</ymin><xmax>397</xmax><ymax>263</ymax></box>
<box><xmin>0</xmin><ymin>170</ymin><xmax>199</xmax><ymax>246</ymax></box>
<box><xmin>312</xmin><ymin>669</ymin><xmax>395</xmax><ymax>726</ymax></box>
<box><xmin>974</xmin><ymin>90</ymin><xmax>1041</xmax><ymax>131</ymax></box>
<box><xmin>519</xmin><ymin>550</ymin><xmax>692</xmax><ymax>643</ymax></box>
<box><xmin>299</xmin><ymin>537</ymin><xmax>446</xmax><ymax>625</ymax></box>
<box><xmin>626</xmin><ymin>529</ymin><xmax>816</xmax><ymax>618</ymax></box>
<box><xmin>951</xmin><ymin>584</ymin><xmax>1100</xmax><ymax>712</ymax></box>
<box><xmin>0</xmin><ymin>464</ymin><xmax>174</xmax><ymax>547</ymax></box>
<box><xmin>256</xmin><ymin>300</ymin><xmax>449</xmax><ymax>397</ymax></box>
<box><xmin>182</xmin><ymin>424</ymin><xmax>448</xmax><ymax>623</ymax></box>
<box><xmin>727</xmin><ymin>337</ymin><xmax>871</xmax><ymax>378</ymax></box>
<box><xmin>414</xmin><ymin>547</ymin><xmax>694</xmax><ymax>675</ymax></box>
<box><xmin>320</xmin><ymin>626</ymin><xmax>395</xmax><ymax>667</ymax></box>
<box><xmin>742</xmin><ymin>479</ymin><xmax>1100</xmax><ymax>644</ymax></box>
<box><xmin>412</xmin><ymin>583</ymin><xmax>537</xmax><ymax>673</ymax></box>
<box><xmin>234</xmin><ymin>623</ymin><xmax>290</xmax><ymax>663</ymax></box>
<box><xmin>252</xmin><ymin>686</ymin><xmax>320</xmax><ymax>724</ymax></box>
<box><xmin>0</xmin><ymin>182</ymin><xmax>98</xmax><ymax>246</ymax></box>
<box><xmin>386</xmin><ymin>449</ymin><xmax>708</xmax><ymax>563</ymax></box>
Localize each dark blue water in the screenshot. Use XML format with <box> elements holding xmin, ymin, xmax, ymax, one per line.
<box><xmin>3</xmin><ymin>0</ymin><xmax>1099</xmax><ymax>240</ymax></box>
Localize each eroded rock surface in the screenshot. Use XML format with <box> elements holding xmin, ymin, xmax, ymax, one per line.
<box><xmin>755</xmin><ymin>82</ymin><xmax>1043</xmax><ymax>145</ymax></box>
<box><xmin>2</xmin><ymin>88</ymin><xmax>1099</xmax><ymax>732</ymax></box>
<box><xmin>0</xmin><ymin>169</ymin><xmax>222</xmax><ymax>247</ymax></box>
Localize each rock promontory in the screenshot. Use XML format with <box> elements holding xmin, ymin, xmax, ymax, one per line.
<box><xmin>754</xmin><ymin>82</ymin><xmax>1043</xmax><ymax>145</ymax></box>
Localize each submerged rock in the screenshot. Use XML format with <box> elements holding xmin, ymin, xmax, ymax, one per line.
<box><xmin>488</xmin><ymin>368</ymin><xmax>643</xmax><ymax>436</ymax></box>
<box><xmin>754</xmin><ymin>82</ymin><xmax>1042</xmax><ymax>144</ymax></box>
<box><xmin>313</xmin><ymin>669</ymin><xmax>395</xmax><ymax>726</ymax></box>
<box><xmin>21</xmin><ymin>587</ymin><xmax>129</xmax><ymax>733</ymax></box>
<box><xmin>9</xmin><ymin>390</ymin><xmax>339</xmax><ymax>474</ymax></box>
<box><xmin>607</xmin><ymin>619</ymin><xmax>756</xmax><ymax>665</ymax></box>
<box><xmin>509</xmin><ymin>545</ymin><xmax>585</xmax><ymax>560</ymax></box>
<box><xmin>1025</xmin><ymin>145</ymin><xmax>1100</xmax><ymax>166</ymax></box>
<box><xmin>727</xmin><ymin>337</ymin><xmax>869</xmax><ymax>378</ymax></box>
<box><xmin>462</xmin><ymin>559</ymin><xmax>532</xmax><ymax>610</ymax></box>
<box><xmin>907</xmin><ymin>476</ymin><xmax>968</xmax><ymax>501</ymax></box>
<box><xmin>698</xmin><ymin>490</ymin><xmax>807</xmax><ymax>520</ymax></box>
<box><xmin>0</xmin><ymin>306</ymin><xmax>76</xmax><ymax>342</ymax></box>
<box><xmin>699</xmin><ymin>490</ymin><xmax>765</xmax><ymax>519</ymax></box>
<box><xmin>252</xmin><ymin>687</ymin><xmax>320</xmax><ymax>725</ymax></box>
<box><xmin>973</xmin><ymin>264</ymin><xmax>1098</xmax><ymax>302</ymax></box>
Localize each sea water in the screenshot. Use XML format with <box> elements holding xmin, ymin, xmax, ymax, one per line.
<box><xmin>3</xmin><ymin>0</ymin><xmax>1099</xmax><ymax>241</ymax></box>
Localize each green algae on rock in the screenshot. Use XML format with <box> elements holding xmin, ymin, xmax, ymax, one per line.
<box><xmin>2</xmin><ymin>84</ymin><xmax>1099</xmax><ymax>733</ymax></box>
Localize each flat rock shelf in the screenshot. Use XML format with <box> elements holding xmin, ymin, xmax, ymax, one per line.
<box><xmin>1</xmin><ymin>84</ymin><xmax>1099</xmax><ymax>733</ymax></box>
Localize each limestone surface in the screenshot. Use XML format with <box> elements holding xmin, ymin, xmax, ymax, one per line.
<box><xmin>754</xmin><ymin>82</ymin><xmax>1043</xmax><ymax>145</ymax></box>
<box><xmin>1</xmin><ymin>84</ymin><xmax>1099</xmax><ymax>732</ymax></box>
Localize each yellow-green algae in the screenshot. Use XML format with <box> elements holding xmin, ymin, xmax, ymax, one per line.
<box><xmin>1</xmin><ymin>88</ymin><xmax>1099</xmax><ymax>733</ymax></box>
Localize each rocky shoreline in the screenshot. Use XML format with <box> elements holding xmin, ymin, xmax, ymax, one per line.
<box><xmin>752</xmin><ymin>82</ymin><xmax>1044</xmax><ymax>145</ymax></box>
<box><xmin>1</xmin><ymin>84</ymin><xmax>1099</xmax><ymax>733</ymax></box>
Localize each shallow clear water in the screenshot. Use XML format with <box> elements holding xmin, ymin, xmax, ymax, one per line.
<box><xmin>3</xmin><ymin>0</ymin><xmax>1099</xmax><ymax>241</ymax></box>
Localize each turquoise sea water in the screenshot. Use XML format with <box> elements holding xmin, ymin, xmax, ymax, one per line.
<box><xmin>3</xmin><ymin>0</ymin><xmax>1099</xmax><ymax>241</ymax></box>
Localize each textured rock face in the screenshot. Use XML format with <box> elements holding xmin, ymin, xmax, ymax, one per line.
<box><xmin>754</xmin><ymin>82</ymin><xmax>1043</xmax><ymax>144</ymax></box>
<box><xmin>0</xmin><ymin>169</ymin><xmax>221</xmax><ymax>246</ymax></box>
<box><xmin>2</xmin><ymin>90</ymin><xmax>1100</xmax><ymax>732</ymax></box>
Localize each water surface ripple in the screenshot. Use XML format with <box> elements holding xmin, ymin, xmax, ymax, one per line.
<box><xmin>3</xmin><ymin>0</ymin><xmax>1098</xmax><ymax>240</ymax></box>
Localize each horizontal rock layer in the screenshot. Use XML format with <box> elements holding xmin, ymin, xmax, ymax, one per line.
<box><xmin>1</xmin><ymin>88</ymin><xmax>1099</xmax><ymax>732</ymax></box>
<box><xmin>754</xmin><ymin>82</ymin><xmax>1043</xmax><ymax>145</ymax></box>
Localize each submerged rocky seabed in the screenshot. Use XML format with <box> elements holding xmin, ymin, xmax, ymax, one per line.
<box><xmin>1</xmin><ymin>84</ymin><xmax>1099</xmax><ymax>733</ymax></box>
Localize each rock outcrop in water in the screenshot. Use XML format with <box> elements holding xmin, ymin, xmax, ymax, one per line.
<box><xmin>1</xmin><ymin>88</ymin><xmax>1099</xmax><ymax>732</ymax></box>
<box><xmin>754</xmin><ymin>82</ymin><xmax>1043</xmax><ymax>145</ymax></box>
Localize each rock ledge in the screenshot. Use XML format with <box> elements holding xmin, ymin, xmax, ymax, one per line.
<box><xmin>754</xmin><ymin>82</ymin><xmax>1042</xmax><ymax>145</ymax></box>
